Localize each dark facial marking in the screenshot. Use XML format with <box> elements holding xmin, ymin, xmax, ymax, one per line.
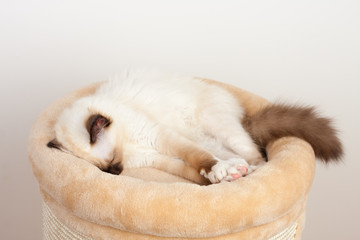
<box><xmin>86</xmin><ymin>114</ymin><xmax>111</xmax><ymax>144</ymax></box>
<box><xmin>47</xmin><ymin>138</ymin><xmax>63</xmax><ymax>150</ymax></box>
<box><xmin>103</xmin><ymin>162</ymin><xmax>123</xmax><ymax>175</ymax></box>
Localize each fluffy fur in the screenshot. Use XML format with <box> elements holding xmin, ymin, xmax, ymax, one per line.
<box><xmin>242</xmin><ymin>104</ymin><xmax>343</xmax><ymax>163</ymax></box>
<box><xmin>48</xmin><ymin>70</ymin><xmax>343</xmax><ymax>184</ymax></box>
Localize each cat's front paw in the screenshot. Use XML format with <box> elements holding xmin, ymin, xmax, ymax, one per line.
<box><xmin>200</xmin><ymin>158</ymin><xmax>249</xmax><ymax>184</ymax></box>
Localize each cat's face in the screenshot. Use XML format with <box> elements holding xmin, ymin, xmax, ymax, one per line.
<box><xmin>47</xmin><ymin>99</ymin><xmax>123</xmax><ymax>174</ymax></box>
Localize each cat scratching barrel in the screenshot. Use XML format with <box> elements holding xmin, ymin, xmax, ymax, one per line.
<box><xmin>28</xmin><ymin>81</ymin><xmax>315</xmax><ymax>240</ymax></box>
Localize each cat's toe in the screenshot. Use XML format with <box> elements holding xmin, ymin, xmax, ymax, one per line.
<box><xmin>211</xmin><ymin>162</ymin><xmax>231</xmax><ymax>183</ymax></box>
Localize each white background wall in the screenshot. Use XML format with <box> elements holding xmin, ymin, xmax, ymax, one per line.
<box><xmin>1</xmin><ymin>1</ymin><xmax>359</xmax><ymax>239</ymax></box>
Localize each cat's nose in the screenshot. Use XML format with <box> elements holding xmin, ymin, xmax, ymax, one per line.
<box><xmin>104</xmin><ymin>162</ymin><xmax>123</xmax><ymax>175</ymax></box>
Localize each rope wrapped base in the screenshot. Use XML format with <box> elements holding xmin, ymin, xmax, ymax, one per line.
<box><xmin>268</xmin><ymin>223</ymin><xmax>297</xmax><ymax>240</ymax></box>
<box><xmin>43</xmin><ymin>203</ymin><xmax>92</xmax><ymax>240</ymax></box>
<box><xmin>43</xmin><ymin>202</ymin><xmax>299</xmax><ymax>240</ymax></box>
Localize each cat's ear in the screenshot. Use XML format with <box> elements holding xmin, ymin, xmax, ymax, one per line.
<box><xmin>86</xmin><ymin>114</ymin><xmax>111</xmax><ymax>144</ymax></box>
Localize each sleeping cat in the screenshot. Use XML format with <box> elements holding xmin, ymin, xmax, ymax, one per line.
<box><xmin>47</xmin><ymin>70</ymin><xmax>343</xmax><ymax>184</ymax></box>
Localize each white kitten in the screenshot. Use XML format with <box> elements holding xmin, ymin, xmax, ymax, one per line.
<box><xmin>49</xmin><ymin>70</ymin><xmax>262</xmax><ymax>184</ymax></box>
<box><xmin>48</xmin><ymin>69</ymin><xmax>343</xmax><ymax>184</ymax></box>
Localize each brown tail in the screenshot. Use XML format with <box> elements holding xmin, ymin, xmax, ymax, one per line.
<box><xmin>242</xmin><ymin>103</ymin><xmax>343</xmax><ymax>163</ymax></box>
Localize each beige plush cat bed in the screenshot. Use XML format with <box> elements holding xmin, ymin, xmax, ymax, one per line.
<box><xmin>28</xmin><ymin>81</ymin><xmax>315</xmax><ymax>240</ymax></box>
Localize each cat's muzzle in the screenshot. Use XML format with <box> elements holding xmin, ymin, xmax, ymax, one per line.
<box><xmin>103</xmin><ymin>162</ymin><xmax>123</xmax><ymax>175</ymax></box>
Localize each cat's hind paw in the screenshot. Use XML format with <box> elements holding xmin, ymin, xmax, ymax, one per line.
<box><xmin>200</xmin><ymin>158</ymin><xmax>249</xmax><ymax>184</ymax></box>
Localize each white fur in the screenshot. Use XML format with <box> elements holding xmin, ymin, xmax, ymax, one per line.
<box><xmin>53</xmin><ymin>69</ymin><xmax>263</xmax><ymax>183</ymax></box>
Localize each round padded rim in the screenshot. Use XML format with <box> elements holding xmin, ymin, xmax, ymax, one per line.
<box><xmin>28</xmin><ymin>81</ymin><xmax>315</xmax><ymax>238</ymax></box>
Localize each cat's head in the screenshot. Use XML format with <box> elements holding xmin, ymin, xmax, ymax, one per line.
<box><xmin>47</xmin><ymin>98</ymin><xmax>123</xmax><ymax>175</ymax></box>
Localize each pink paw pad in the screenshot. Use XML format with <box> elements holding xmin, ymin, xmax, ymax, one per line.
<box><xmin>237</xmin><ymin>166</ymin><xmax>248</xmax><ymax>176</ymax></box>
<box><xmin>231</xmin><ymin>173</ymin><xmax>242</xmax><ymax>179</ymax></box>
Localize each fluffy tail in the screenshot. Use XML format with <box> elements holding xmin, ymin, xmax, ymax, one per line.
<box><xmin>242</xmin><ymin>103</ymin><xmax>343</xmax><ymax>163</ymax></box>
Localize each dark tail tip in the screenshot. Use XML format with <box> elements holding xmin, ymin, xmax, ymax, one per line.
<box><xmin>310</xmin><ymin>117</ymin><xmax>344</xmax><ymax>164</ymax></box>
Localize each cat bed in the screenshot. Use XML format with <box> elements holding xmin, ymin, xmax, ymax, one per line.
<box><xmin>28</xmin><ymin>80</ymin><xmax>315</xmax><ymax>240</ymax></box>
